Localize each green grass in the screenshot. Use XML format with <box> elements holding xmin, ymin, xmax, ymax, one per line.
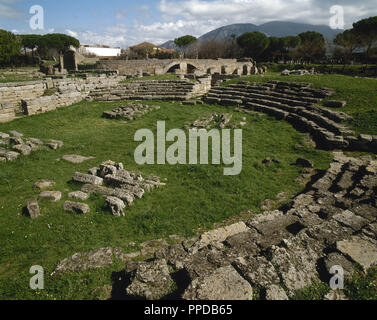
<box><xmin>345</xmin><ymin>266</ymin><xmax>377</xmax><ymax>300</ymax></box>
<box><xmin>260</xmin><ymin>63</ymin><xmax>377</xmax><ymax>77</ymax></box>
<box><xmin>0</xmin><ymin>67</ymin><xmax>43</xmax><ymax>83</ymax></box>
<box><xmin>0</xmin><ymin>98</ymin><xmax>332</xmax><ymax>299</ymax></box>
<box><xmin>292</xmin><ymin>281</ymin><xmax>331</xmax><ymax>300</ymax></box>
<box><xmin>223</xmin><ymin>72</ymin><xmax>377</xmax><ymax>136</ymax></box>
<box><xmin>42</xmin><ymin>88</ymin><xmax>58</xmax><ymax>96</ymax></box>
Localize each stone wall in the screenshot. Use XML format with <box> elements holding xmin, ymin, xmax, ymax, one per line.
<box><xmin>0</xmin><ymin>81</ymin><xmax>47</xmax><ymax>107</ymax></box>
<box><xmin>0</xmin><ymin>102</ymin><xmax>15</xmax><ymax>123</ymax></box>
<box><xmin>21</xmin><ymin>92</ymin><xmax>84</xmax><ymax>116</ymax></box>
<box><xmin>88</xmin><ymin>76</ymin><xmax>212</xmax><ymax>102</ymax></box>
<box><xmin>0</xmin><ymin>76</ymin><xmax>125</xmax><ymax>118</ymax></box>
<box><xmin>189</xmin><ymin>75</ymin><xmax>212</xmax><ymax>97</ymax></box>
<box><xmin>95</xmin><ymin>59</ymin><xmax>257</xmax><ymax>77</ymax></box>
<box><xmin>203</xmin><ymin>80</ymin><xmax>377</xmax><ymax>154</ymax></box>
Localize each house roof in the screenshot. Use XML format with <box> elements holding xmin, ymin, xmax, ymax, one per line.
<box><xmin>130</xmin><ymin>42</ymin><xmax>175</xmax><ymax>53</ymax></box>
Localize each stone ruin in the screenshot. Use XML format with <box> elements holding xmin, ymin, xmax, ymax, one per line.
<box><xmin>49</xmin><ymin>151</ymin><xmax>377</xmax><ymax>299</ymax></box>
<box><xmin>0</xmin><ymin>130</ymin><xmax>63</xmax><ymax>162</ymax></box>
<box><xmin>71</xmin><ymin>160</ymin><xmax>165</xmax><ymax>216</ymax></box>
<box><xmin>281</xmin><ymin>68</ymin><xmax>317</xmax><ymax>76</ymax></box>
<box><xmin>184</xmin><ymin>112</ymin><xmax>246</xmax><ymax>131</ymax></box>
<box><xmin>203</xmin><ymin>80</ymin><xmax>377</xmax><ymax>154</ymax></box>
<box><xmin>102</xmin><ymin>103</ymin><xmax>160</xmax><ymax>121</ymax></box>
<box><xmin>25</xmin><ymin>160</ymin><xmax>165</xmax><ymax>219</ymax></box>
<box><xmin>51</xmin><ymin>152</ymin><xmax>377</xmax><ymax>300</ymax></box>
<box><xmin>89</xmin><ymin>77</ymin><xmax>212</xmax><ymax>102</ymax></box>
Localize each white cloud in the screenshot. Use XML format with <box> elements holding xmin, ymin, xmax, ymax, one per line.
<box><xmin>65</xmin><ymin>0</ymin><xmax>377</xmax><ymax>48</ymax></box>
<box><xmin>158</xmin><ymin>0</ymin><xmax>377</xmax><ymax>28</ymax></box>
<box><xmin>0</xmin><ymin>1</ymin><xmax>23</xmax><ymax>19</ymax></box>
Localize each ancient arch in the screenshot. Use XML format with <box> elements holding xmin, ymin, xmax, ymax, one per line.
<box><xmin>166</xmin><ymin>64</ymin><xmax>181</xmax><ymax>74</ymax></box>
<box><xmin>163</xmin><ymin>61</ymin><xmax>201</xmax><ymax>74</ymax></box>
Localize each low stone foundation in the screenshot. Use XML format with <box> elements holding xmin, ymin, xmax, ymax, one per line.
<box><xmin>0</xmin><ymin>102</ymin><xmax>15</xmax><ymax>123</ymax></box>
<box><xmin>203</xmin><ymin>80</ymin><xmax>376</xmax><ymax>154</ymax></box>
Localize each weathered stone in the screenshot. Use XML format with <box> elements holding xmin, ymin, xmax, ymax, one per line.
<box><xmin>224</xmin><ymin>230</ymin><xmax>260</xmax><ymax>257</ymax></box>
<box><xmin>60</xmin><ymin>154</ymin><xmax>95</xmax><ymax>164</ymax></box>
<box><xmin>53</xmin><ymin>247</ymin><xmax>116</xmax><ymax>274</ymax></box>
<box><xmin>39</xmin><ymin>191</ymin><xmax>62</xmax><ymax>202</ymax></box>
<box><xmin>189</xmin><ymin>222</ymin><xmax>249</xmax><ymax>252</ymax></box>
<box><xmin>25</xmin><ymin>199</ymin><xmax>41</xmax><ymax>219</ymax></box>
<box><xmin>183</xmin><ymin>265</ymin><xmax>253</xmax><ymax>300</ymax></box>
<box><xmin>336</xmin><ymin>236</ymin><xmax>377</xmax><ymax>271</ymax></box>
<box><xmin>0</xmin><ymin>132</ymin><xmax>10</xmax><ymax>139</ymax></box>
<box><xmin>234</xmin><ymin>255</ymin><xmax>280</xmax><ymax>287</ymax></box>
<box><xmin>154</xmin><ymin>244</ymin><xmax>189</xmax><ymax>270</ymax></box>
<box><xmin>9</xmin><ymin>130</ymin><xmax>23</xmax><ymax>138</ymax></box>
<box><xmin>265</xmin><ymin>285</ymin><xmax>289</xmax><ymax>300</ymax></box>
<box><xmin>27</xmin><ymin>138</ymin><xmax>44</xmax><ymax>145</ymax></box>
<box><xmin>270</xmin><ymin>239</ymin><xmax>321</xmax><ymax>294</ymax></box>
<box><xmin>46</xmin><ymin>139</ymin><xmax>63</xmax><ymax>150</ymax></box>
<box><xmin>73</xmin><ymin>172</ymin><xmax>103</xmax><ymax>185</ymax></box>
<box><xmin>251</xmin><ymin>214</ymin><xmax>299</xmax><ymax>250</ymax></box>
<box><xmin>324</xmin><ymin>100</ymin><xmax>347</xmax><ymax>108</ymax></box>
<box><xmin>126</xmin><ymin>259</ymin><xmax>174</xmax><ymax>300</ymax></box>
<box><xmin>81</xmin><ymin>183</ymin><xmax>134</xmax><ymax>204</ymax></box>
<box><xmin>323</xmin><ymin>252</ymin><xmax>354</xmax><ymax>280</ymax></box>
<box><xmin>332</xmin><ymin>210</ymin><xmax>369</xmax><ymax>231</ymax></box>
<box><xmin>324</xmin><ymin>290</ymin><xmax>348</xmax><ymax>300</ymax></box>
<box><xmin>106</xmin><ymin>196</ymin><xmax>125</xmax><ymax>216</ymax></box>
<box><xmin>34</xmin><ymin>179</ymin><xmax>55</xmax><ymax>190</ymax></box>
<box><xmin>68</xmin><ymin>191</ymin><xmax>89</xmax><ymax>201</ymax></box>
<box><xmin>3</xmin><ymin>151</ymin><xmax>19</xmax><ymax>161</ymax></box>
<box><xmin>88</xmin><ymin>167</ymin><xmax>99</xmax><ymax>176</ymax></box>
<box><xmin>12</xmin><ymin>144</ymin><xmax>31</xmax><ymax>155</ymax></box>
<box><xmin>64</xmin><ymin>201</ymin><xmax>90</xmax><ymax>214</ymax></box>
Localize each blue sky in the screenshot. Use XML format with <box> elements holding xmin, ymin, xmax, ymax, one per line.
<box><xmin>1</xmin><ymin>0</ymin><xmax>377</xmax><ymax>47</ymax></box>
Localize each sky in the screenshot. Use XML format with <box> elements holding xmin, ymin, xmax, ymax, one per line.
<box><xmin>1</xmin><ymin>0</ymin><xmax>377</xmax><ymax>48</ymax></box>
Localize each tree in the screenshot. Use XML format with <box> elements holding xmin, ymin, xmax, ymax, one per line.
<box><xmin>352</xmin><ymin>16</ymin><xmax>377</xmax><ymax>62</ymax></box>
<box><xmin>284</xmin><ymin>36</ymin><xmax>301</xmax><ymax>50</ymax></box>
<box><xmin>40</xmin><ymin>33</ymin><xmax>80</xmax><ymax>55</ymax></box>
<box><xmin>174</xmin><ymin>35</ymin><xmax>197</xmax><ymax>49</ymax></box>
<box><xmin>197</xmin><ymin>38</ymin><xmax>234</xmax><ymax>59</ymax></box>
<box><xmin>237</xmin><ymin>32</ymin><xmax>270</xmax><ymax>59</ymax></box>
<box><xmin>296</xmin><ymin>31</ymin><xmax>325</xmax><ymax>62</ymax></box>
<box><xmin>20</xmin><ymin>34</ymin><xmax>43</xmax><ymax>57</ymax></box>
<box><xmin>282</xmin><ymin>36</ymin><xmax>301</xmax><ymax>61</ymax></box>
<box><xmin>264</xmin><ymin>37</ymin><xmax>285</xmax><ymax>62</ymax></box>
<box><xmin>0</xmin><ymin>29</ymin><xmax>21</xmax><ymax>65</ymax></box>
<box><xmin>174</xmin><ymin>35</ymin><xmax>197</xmax><ymax>58</ymax></box>
<box><xmin>334</xmin><ymin>29</ymin><xmax>361</xmax><ymax>64</ymax></box>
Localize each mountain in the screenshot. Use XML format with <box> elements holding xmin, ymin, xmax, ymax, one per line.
<box><xmin>160</xmin><ymin>21</ymin><xmax>341</xmax><ymax>49</ymax></box>
<box><xmin>198</xmin><ymin>23</ymin><xmax>259</xmax><ymax>42</ymax></box>
<box><xmin>257</xmin><ymin>21</ymin><xmax>340</xmax><ymax>39</ymax></box>
<box><xmin>160</xmin><ymin>40</ymin><xmax>179</xmax><ymax>50</ymax></box>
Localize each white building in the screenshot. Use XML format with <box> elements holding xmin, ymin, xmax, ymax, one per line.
<box><xmin>79</xmin><ymin>44</ymin><xmax>121</xmax><ymax>57</ymax></box>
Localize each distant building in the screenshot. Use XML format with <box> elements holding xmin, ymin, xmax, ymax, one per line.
<box><xmin>129</xmin><ymin>42</ymin><xmax>175</xmax><ymax>58</ymax></box>
<box><xmin>78</xmin><ymin>44</ymin><xmax>121</xmax><ymax>57</ymax></box>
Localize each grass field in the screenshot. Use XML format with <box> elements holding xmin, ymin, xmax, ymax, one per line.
<box><xmin>223</xmin><ymin>72</ymin><xmax>377</xmax><ymax>136</ymax></box>
<box><xmin>0</xmin><ymin>72</ymin><xmax>376</xmax><ymax>300</ymax></box>
<box><xmin>0</xmin><ymin>97</ymin><xmax>333</xmax><ymax>299</ymax></box>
